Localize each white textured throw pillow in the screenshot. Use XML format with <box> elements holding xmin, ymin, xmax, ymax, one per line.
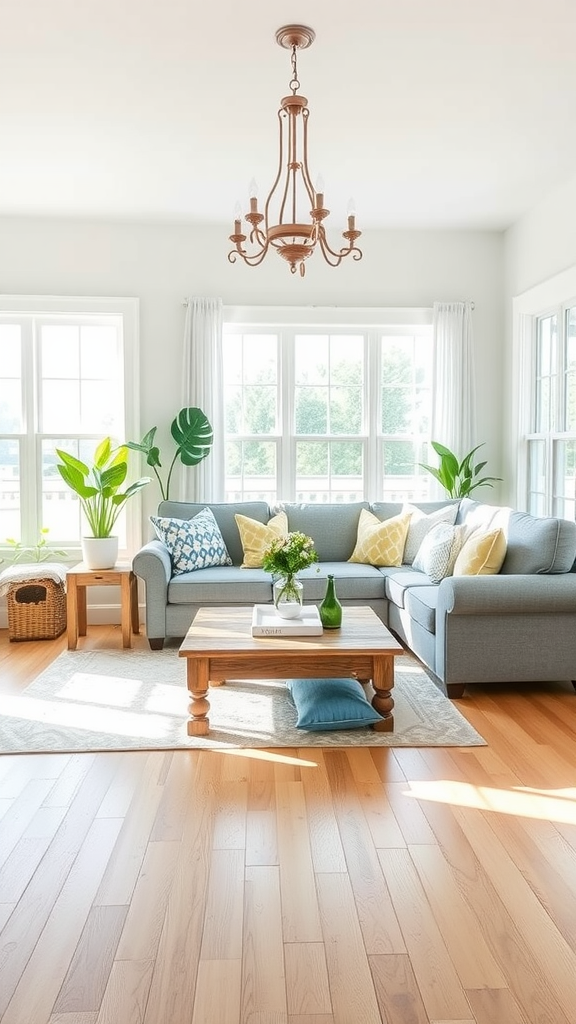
<box><xmin>412</xmin><ymin>522</ymin><xmax>465</xmax><ymax>583</ymax></box>
<box><xmin>402</xmin><ymin>503</ymin><xmax>459</xmax><ymax>564</ymax></box>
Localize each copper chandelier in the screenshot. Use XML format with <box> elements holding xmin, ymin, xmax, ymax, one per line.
<box><xmin>228</xmin><ymin>25</ymin><xmax>363</xmax><ymax>278</ymax></box>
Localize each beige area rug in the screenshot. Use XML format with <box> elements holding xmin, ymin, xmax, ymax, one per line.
<box><xmin>0</xmin><ymin>643</ymin><xmax>486</xmax><ymax>752</ymax></box>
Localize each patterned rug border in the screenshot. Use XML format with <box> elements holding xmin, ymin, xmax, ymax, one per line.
<box><xmin>0</xmin><ymin>645</ymin><xmax>486</xmax><ymax>752</ymax></box>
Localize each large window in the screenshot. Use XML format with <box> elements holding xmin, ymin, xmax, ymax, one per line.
<box><xmin>525</xmin><ymin>304</ymin><xmax>576</xmax><ymax>519</ymax></box>
<box><xmin>0</xmin><ymin>297</ymin><xmax>140</xmax><ymax>558</ymax></box>
<box><xmin>223</xmin><ymin>311</ymin><xmax>433</xmax><ymax>503</ymax></box>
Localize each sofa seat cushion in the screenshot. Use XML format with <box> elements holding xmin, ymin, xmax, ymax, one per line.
<box><xmin>381</xmin><ymin>567</ymin><xmax>434</xmax><ymax>609</ymax></box>
<box><xmin>405</xmin><ymin>586</ymin><xmax>439</xmax><ymax>634</ymax></box>
<box><xmin>298</xmin><ymin>562</ymin><xmax>387</xmax><ymax>601</ymax></box>
<box><xmin>168</xmin><ymin>566</ymin><xmax>272</xmax><ymax>605</ymax></box>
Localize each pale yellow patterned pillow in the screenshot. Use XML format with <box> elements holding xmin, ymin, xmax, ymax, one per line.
<box><xmin>348</xmin><ymin>508</ymin><xmax>411</xmax><ymax>567</ymax></box>
<box><xmin>235</xmin><ymin>511</ymin><xmax>288</xmax><ymax>568</ymax></box>
<box><xmin>453</xmin><ymin>527</ymin><xmax>507</xmax><ymax>576</ymax></box>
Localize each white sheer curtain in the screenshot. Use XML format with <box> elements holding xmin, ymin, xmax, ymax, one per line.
<box><xmin>431</xmin><ymin>300</ymin><xmax>476</xmax><ymax>460</ymax></box>
<box><xmin>181</xmin><ymin>297</ymin><xmax>225</xmax><ymax>501</ymax></box>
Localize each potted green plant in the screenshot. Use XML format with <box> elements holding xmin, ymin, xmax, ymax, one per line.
<box><xmin>127</xmin><ymin>406</ymin><xmax>213</xmax><ymax>501</ymax></box>
<box><xmin>55</xmin><ymin>438</ymin><xmax>151</xmax><ymax>569</ymax></box>
<box><xmin>419</xmin><ymin>441</ymin><xmax>501</xmax><ymax>498</ymax></box>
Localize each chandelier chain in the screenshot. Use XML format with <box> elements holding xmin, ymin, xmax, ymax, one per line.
<box><xmin>290</xmin><ymin>45</ymin><xmax>300</xmax><ymax>95</ymax></box>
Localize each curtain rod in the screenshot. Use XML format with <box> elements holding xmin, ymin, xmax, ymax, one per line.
<box><xmin>183</xmin><ymin>299</ymin><xmax>476</xmax><ymax>308</ymax></box>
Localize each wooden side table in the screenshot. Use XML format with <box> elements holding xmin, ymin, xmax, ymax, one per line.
<box><xmin>66</xmin><ymin>563</ymin><xmax>139</xmax><ymax>650</ymax></box>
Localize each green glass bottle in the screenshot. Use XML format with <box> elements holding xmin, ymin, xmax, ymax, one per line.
<box><xmin>319</xmin><ymin>574</ymin><xmax>342</xmax><ymax>629</ymax></box>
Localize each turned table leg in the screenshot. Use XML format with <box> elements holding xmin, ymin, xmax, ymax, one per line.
<box><xmin>186</xmin><ymin>657</ymin><xmax>210</xmax><ymax>736</ymax></box>
<box><xmin>371</xmin><ymin>655</ymin><xmax>395</xmax><ymax>732</ymax></box>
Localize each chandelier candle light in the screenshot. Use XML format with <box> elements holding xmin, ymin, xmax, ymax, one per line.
<box><xmin>228</xmin><ymin>25</ymin><xmax>363</xmax><ymax>277</ymax></box>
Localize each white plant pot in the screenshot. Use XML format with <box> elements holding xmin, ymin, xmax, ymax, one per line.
<box><xmin>81</xmin><ymin>536</ymin><xmax>119</xmax><ymax>570</ymax></box>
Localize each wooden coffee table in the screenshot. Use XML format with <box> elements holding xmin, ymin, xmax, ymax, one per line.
<box><xmin>179</xmin><ymin>605</ymin><xmax>404</xmax><ymax>737</ymax></box>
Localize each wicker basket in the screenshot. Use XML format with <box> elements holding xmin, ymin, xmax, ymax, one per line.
<box><xmin>7</xmin><ymin>578</ymin><xmax>67</xmax><ymax>641</ymax></box>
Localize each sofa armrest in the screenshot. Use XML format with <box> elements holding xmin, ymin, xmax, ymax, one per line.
<box><xmin>132</xmin><ymin>539</ymin><xmax>172</xmax><ymax>640</ymax></box>
<box><xmin>437</xmin><ymin>573</ymin><xmax>576</xmax><ymax>617</ymax></box>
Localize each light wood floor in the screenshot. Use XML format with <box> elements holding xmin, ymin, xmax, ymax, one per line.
<box><xmin>1</xmin><ymin>626</ymin><xmax>576</xmax><ymax>1024</ymax></box>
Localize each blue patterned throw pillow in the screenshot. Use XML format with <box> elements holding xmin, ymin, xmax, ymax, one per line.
<box><xmin>150</xmin><ymin>507</ymin><xmax>232</xmax><ymax>575</ymax></box>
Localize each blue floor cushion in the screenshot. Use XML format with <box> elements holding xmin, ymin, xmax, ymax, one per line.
<box><xmin>286</xmin><ymin>676</ymin><xmax>383</xmax><ymax>731</ymax></box>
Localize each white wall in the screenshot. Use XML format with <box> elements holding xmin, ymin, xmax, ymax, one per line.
<box><xmin>0</xmin><ymin>215</ymin><xmax>505</xmax><ymax>526</ymax></box>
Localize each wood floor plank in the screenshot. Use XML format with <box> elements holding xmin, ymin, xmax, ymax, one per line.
<box><xmin>384</xmin><ymin>781</ymin><xmax>437</xmax><ymax>844</ymax></box>
<box><xmin>465</xmin><ymin>985</ymin><xmax>533</xmax><ymax>1024</ymax></box>
<box><xmin>94</xmin><ymin>958</ymin><xmax>154</xmax><ymax>1024</ymax></box>
<box><xmin>149</xmin><ymin>749</ymin><xmax>203</xmax><ymax>842</ymax></box>
<box><xmin>43</xmin><ymin>754</ymin><xmax>97</xmax><ymax>808</ymax></box>
<box><xmin>192</xmin><ymin>959</ymin><xmax>242</xmax><ymax>1024</ymax></box>
<box><xmin>212</xmin><ymin>779</ymin><xmax>248</xmax><ymax>850</ymax></box>
<box><xmin>275</xmin><ymin>780</ymin><xmax>322</xmax><ymax>942</ymax></box>
<box><xmin>246</xmin><ymin>807</ymin><xmax>278</xmax><ymax>865</ymax></box>
<box><xmin>284</xmin><ymin>943</ymin><xmax>331</xmax><ymax>1016</ymax></box>
<box><xmin>95</xmin><ymin>753</ymin><xmax>168</xmax><ymax>906</ymax></box>
<box><xmin>316</xmin><ymin>872</ymin><xmax>382</xmax><ymax>1024</ymax></box>
<box><xmin>378</xmin><ymin>847</ymin><xmax>473</xmax><ymax>1020</ymax></box>
<box><xmin>298</xmin><ymin>750</ymin><xmax>346</xmax><ymax>873</ymax></box>
<box><xmin>115</xmin><ymin>840</ymin><xmax>180</xmax><ymax>961</ymax></box>
<box><xmin>408</xmin><ymin>843</ymin><xmax>507</xmax><ymax>988</ymax></box>
<box><xmin>451</xmin><ymin>802</ymin><xmax>576</xmax><ymax>1021</ymax></box>
<box><xmin>242</xmin><ymin>866</ymin><xmax>287</xmax><ymax>1021</ymax></box>
<box><xmin>0</xmin><ymin>755</ymin><xmax>123</xmax><ymax>1019</ymax></box>
<box><xmin>324</xmin><ymin>750</ymin><xmax>406</xmax><ymax>954</ymax></box>
<box><xmin>420</xmin><ymin>796</ymin><xmax>573</xmax><ymax>1024</ymax></box>
<box><xmin>142</xmin><ymin>758</ymin><xmax>215</xmax><ymax>1024</ymax></box>
<box><xmin>49</xmin><ymin>1013</ymin><xmax>99</xmax><ymax>1023</ymax></box>
<box><xmin>1</xmin><ymin>817</ymin><xmax>122</xmax><ymax>1024</ymax></box>
<box><xmin>52</xmin><ymin>905</ymin><xmax>128</xmax><ymax>1014</ymax></box>
<box><xmin>199</xmin><ymin>848</ymin><xmax>244</xmax><ymax>959</ymax></box>
<box><xmin>0</xmin><ymin>778</ymin><xmax>57</xmax><ymax>869</ymax></box>
<box><xmin>369</xmin><ymin>953</ymin><xmax>429</xmax><ymax>1024</ymax></box>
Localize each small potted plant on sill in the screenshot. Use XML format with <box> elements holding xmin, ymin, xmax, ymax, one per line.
<box><xmin>55</xmin><ymin>438</ymin><xmax>151</xmax><ymax>569</ymax></box>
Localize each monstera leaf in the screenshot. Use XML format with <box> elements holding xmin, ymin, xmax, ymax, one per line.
<box><xmin>128</xmin><ymin>406</ymin><xmax>214</xmax><ymax>500</ymax></box>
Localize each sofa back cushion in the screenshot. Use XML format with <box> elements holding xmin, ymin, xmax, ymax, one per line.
<box><xmin>457</xmin><ymin>498</ymin><xmax>576</xmax><ymax>574</ymax></box>
<box><xmin>272</xmin><ymin>502</ymin><xmax>369</xmax><ymax>561</ymax></box>
<box><xmin>157</xmin><ymin>501</ymin><xmax>270</xmax><ymax>566</ymax></box>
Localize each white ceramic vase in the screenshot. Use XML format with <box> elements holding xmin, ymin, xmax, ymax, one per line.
<box><xmin>81</xmin><ymin>536</ymin><xmax>119</xmax><ymax>570</ymax></box>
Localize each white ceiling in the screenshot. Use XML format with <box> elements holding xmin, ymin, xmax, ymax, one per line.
<box><xmin>1</xmin><ymin>0</ymin><xmax>575</xmax><ymax>231</ymax></box>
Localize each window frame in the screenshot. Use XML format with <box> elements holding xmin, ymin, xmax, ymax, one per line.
<box><xmin>513</xmin><ymin>267</ymin><xmax>576</xmax><ymax>517</ymax></box>
<box><xmin>223</xmin><ymin>305</ymin><xmax>433</xmax><ymax>504</ymax></box>
<box><xmin>0</xmin><ymin>294</ymin><xmax>142</xmax><ymax>562</ymax></box>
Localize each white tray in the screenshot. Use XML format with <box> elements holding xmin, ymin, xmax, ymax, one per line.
<box><xmin>251</xmin><ymin>604</ymin><xmax>323</xmax><ymax>636</ymax></box>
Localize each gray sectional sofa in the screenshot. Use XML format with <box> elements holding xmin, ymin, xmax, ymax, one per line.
<box><xmin>132</xmin><ymin>497</ymin><xmax>576</xmax><ymax>697</ymax></box>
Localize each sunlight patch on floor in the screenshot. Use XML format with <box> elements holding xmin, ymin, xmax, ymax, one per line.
<box><xmin>405</xmin><ymin>779</ymin><xmax>576</xmax><ymax>823</ymax></box>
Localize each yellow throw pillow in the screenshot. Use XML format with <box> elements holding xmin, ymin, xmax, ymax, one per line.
<box><xmin>453</xmin><ymin>527</ymin><xmax>507</xmax><ymax>576</ymax></box>
<box><xmin>235</xmin><ymin>511</ymin><xmax>288</xmax><ymax>568</ymax></box>
<box><xmin>348</xmin><ymin>508</ymin><xmax>411</xmax><ymax>567</ymax></box>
